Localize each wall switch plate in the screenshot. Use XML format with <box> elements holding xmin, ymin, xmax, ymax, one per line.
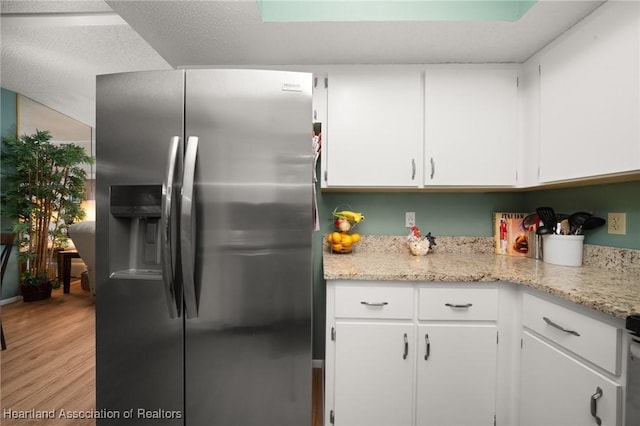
<box><xmin>405</xmin><ymin>212</ymin><xmax>416</xmax><ymax>228</ymax></box>
<box><xmin>608</xmin><ymin>212</ymin><xmax>626</xmax><ymax>235</ymax></box>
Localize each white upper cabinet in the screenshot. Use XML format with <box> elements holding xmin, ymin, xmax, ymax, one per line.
<box><xmin>320</xmin><ymin>1</ymin><xmax>640</xmax><ymax>189</ymax></box>
<box><xmin>539</xmin><ymin>1</ymin><xmax>640</xmax><ymax>183</ymax></box>
<box><xmin>323</xmin><ymin>66</ymin><xmax>519</xmax><ymax>188</ymax></box>
<box><xmin>325</xmin><ymin>68</ymin><xmax>423</xmax><ymax>187</ymax></box>
<box><xmin>424</xmin><ymin>66</ymin><xmax>518</xmax><ymax>186</ymax></box>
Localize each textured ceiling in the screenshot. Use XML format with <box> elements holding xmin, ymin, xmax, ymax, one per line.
<box><xmin>1</xmin><ymin>0</ymin><xmax>605</xmax><ymax>127</ymax></box>
<box><xmin>108</xmin><ymin>0</ymin><xmax>604</xmax><ymax>66</ymax></box>
<box><xmin>0</xmin><ymin>1</ymin><xmax>171</xmax><ymax>127</ymax></box>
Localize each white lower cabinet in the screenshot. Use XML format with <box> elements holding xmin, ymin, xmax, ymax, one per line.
<box><xmin>519</xmin><ymin>292</ymin><xmax>624</xmax><ymax>426</ymax></box>
<box><xmin>416</xmin><ymin>324</ymin><xmax>498</xmax><ymax>426</ymax></box>
<box><xmin>520</xmin><ymin>332</ymin><xmax>622</xmax><ymax>426</ymax></box>
<box><xmin>416</xmin><ymin>287</ymin><xmax>499</xmax><ymax>426</ymax></box>
<box><xmin>334</xmin><ymin>323</ymin><xmax>414</xmax><ymax>426</ymax></box>
<box><xmin>325</xmin><ymin>281</ymin><xmax>625</xmax><ymax>426</ymax></box>
<box><xmin>326</xmin><ymin>281</ymin><xmax>500</xmax><ymax>426</ymax></box>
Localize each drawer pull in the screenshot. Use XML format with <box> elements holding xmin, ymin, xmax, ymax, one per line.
<box><xmin>424</xmin><ymin>334</ymin><xmax>430</xmax><ymax>361</ymax></box>
<box><xmin>360</xmin><ymin>301</ymin><xmax>389</xmax><ymax>307</ymax></box>
<box><xmin>590</xmin><ymin>386</ymin><xmax>603</xmax><ymax>425</ymax></box>
<box><xmin>543</xmin><ymin>316</ymin><xmax>581</xmax><ymax>336</ymax></box>
<box><xmin>403</xmin><ymin>333</ymin><xmax>408</xmax><ymax>360</ymax></box>
<box><xmin>445</xmin><ymin>303</ymin><xmax>473</xmax><ymax>309</ymax></box>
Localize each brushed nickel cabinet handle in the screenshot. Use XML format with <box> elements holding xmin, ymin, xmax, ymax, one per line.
<box><xmin>543</xmin><ymin>316</ymin><xmax>580</xmax><ymax>336</ymax></box>
<box><xmin>424</xmin><ymin>334</ymin><xmax>430</xmax><ymax>360</ymax></box>
<box><xmin>590</xmin><ymin>386</ymin><xmax>603</xmax><ymax>425</ymax></box>
<box><xmin>403</xmin><ymin>333</ymin><xmax>408</xmax><ymax>360</ymax></box>
<box><xmin>360</xmin><ymin>301</ymin><xmax>388</xmax><ymax>307</ymax></box>
<box><xmin>445</xmin><ymin>303</ymin><xmax>473</xmax><ymax>309</ymax></box>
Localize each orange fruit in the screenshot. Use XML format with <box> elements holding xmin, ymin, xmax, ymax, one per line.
<box><xmin>332</xmin><ymin>243</ymin><xmax>343</xmax><ymax>252</ymax></box>
<box><xmin>327</xmin><ymin>233</ymin><xmax>333</xmax><ymax>243</ymax></box>
<box><xmin>351</xmin><ymin>233</ymin><xmax>361</xmax><ymax>243</ymax></box>
<box><xmin>331</xmin><ymin>232</ymin><xmax>342</xmax><ymax>243</ymax></box>
<box><xmin>341</xmin><ymin>234</ymin><xmax>352</xmax><ymax>247</ymax></box>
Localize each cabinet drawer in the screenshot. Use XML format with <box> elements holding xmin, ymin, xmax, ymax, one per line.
<box><xmin>335</xmin><ymin>285</ymin><xmax>414</xmax><ymax>319</ymax></box>
<box><xmin>418</xmin><ymin>287</ymin><xmax>498</xmax><ymax>321</ymax></box>
<box><xmin>522</xmin><ymin>293</ymin><xmax>621</xmax><ymax>375</ymax></box>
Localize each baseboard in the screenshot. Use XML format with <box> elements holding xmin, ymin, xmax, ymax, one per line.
<box><xmin>1</xmin><ymin>296</ymin><xmax>22</xmax><ymax>306</ymax></box>
<box><xmin>312</xmin><ymin>359</ymin><xmax>324</xmax><ymax>369</ymax></box>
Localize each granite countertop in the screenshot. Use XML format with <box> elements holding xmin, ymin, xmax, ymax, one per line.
<box><xmin>323</xmin><ymin>236</ymin><xmax>640</xmax><ymax>320</ymax></box>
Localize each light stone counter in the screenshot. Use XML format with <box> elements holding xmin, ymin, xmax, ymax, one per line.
<box><xmin>323</xmin><ymin>236</ymin><xmax>640</xmax><ymax>320</ymax></box>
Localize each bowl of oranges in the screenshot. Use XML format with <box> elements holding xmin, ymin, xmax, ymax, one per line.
<box><xmin>327</xmin><ymin>208</ymin><xmax>364</xmax><ymax>253</ymax></box>
<box><xmin>327</xmin><ymin>230</ymin><xmax>361</xmax><ymax>253</ymax></box>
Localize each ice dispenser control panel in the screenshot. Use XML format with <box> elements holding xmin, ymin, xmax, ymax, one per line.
<box><xmin>110</xmin><ymin>184</ymin><xmax>162</xmax><ymax>217</ymax></box>
<box><xmin>109</xmin><ymin>185</ymin><xmax>163</xmax><ymax>279</ymax></box>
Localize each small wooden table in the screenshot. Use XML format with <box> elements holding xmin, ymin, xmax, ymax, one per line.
<box><xmin>57</xmin><ymin>250</ymin><xmax>81</xmax><ymax>294</ymax></box>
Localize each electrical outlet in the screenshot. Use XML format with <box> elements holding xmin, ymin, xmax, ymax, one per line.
<box><xmin>608</xmin><ymin>212</ymin><xmax>626</xmax><ymax>235</ymax></box>
<box><xmin>405</xmin><ymin>212</ymin><xmax>416</xmax><ymax>228</ymax></box>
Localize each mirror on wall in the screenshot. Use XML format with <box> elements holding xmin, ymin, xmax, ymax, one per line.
<box><xmin>17</xmin><ymin>94</ymin><xmax>95</xmax><ymax>194</ymax></box>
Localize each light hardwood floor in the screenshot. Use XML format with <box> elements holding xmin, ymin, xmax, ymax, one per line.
<box><xmin>1</xmin><ymin>280</ymin><xmax>323</xmax><ymax>426</ymax></box>
<box><xmin>1</xmin><ymin>280</ymin><xmax>96</xmax><ymax>426</ymax></box>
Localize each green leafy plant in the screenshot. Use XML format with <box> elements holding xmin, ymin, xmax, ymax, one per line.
<box><xmin>1</xmin><ymin>130</ymin><xmax>94</xmax><ymax>288</ymax></box>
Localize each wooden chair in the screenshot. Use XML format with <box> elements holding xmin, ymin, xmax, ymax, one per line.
<box><xmin>1</xmin><ymin>233</ymin><xmax>16</xmax><ymax>351</ymax></box>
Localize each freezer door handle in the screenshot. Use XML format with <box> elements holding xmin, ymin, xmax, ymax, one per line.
<box><xmin>181</xmin><ymin>136</ymin><xmax>199</xmax><ymax>319</ymax></box>
<box><xmin>160</xmin><ymin>136</ymin><xmax>181</xmax><ymax>319</ymax></box>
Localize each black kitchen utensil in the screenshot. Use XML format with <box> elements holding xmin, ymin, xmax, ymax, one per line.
<box><xmin>521</xmin><ymin>213</ymin><xmax>538</xmax><ymax>230</ymax></box>
<box><xmin>581</xmin><ymin>216</ymin><xmax>606</xmax><ymax>232</ymax></box>
<box><xmin>536</xmin><ymin>207</ymin><xmax>557</xmax><ymax>232</ymax></box>
<box><xmin>536</xmin><ymin>225</ymin><xmax>554</xmax><ymax>235</ymax></box>
<box><xmin>569</xmin><ymin>211</ymin><xmax>592</xmax><ymax>234</ymax></box>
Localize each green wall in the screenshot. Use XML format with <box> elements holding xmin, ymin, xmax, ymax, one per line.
<box><xmin>317</xmin><ymin>191</ymin><xmax>526</xmax><ymax>237</ymax></box>
<box><xmin>1</xmin><ymin>88</ymin><xmax>19</xmax><ymax>300</ymax></box>
<box><xmin>315</xmin><ymin>181</ymin><xmax>640</xmax><ymax>247</ymax></box>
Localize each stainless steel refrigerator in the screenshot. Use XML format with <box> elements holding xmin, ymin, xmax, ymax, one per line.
<box><xmin>95</xmin><ymin>69</ymin><xmax>313</xmax><ymax>425</ymax></box>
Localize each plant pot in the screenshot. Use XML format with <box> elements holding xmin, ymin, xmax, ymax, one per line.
<box><xmin>21</xmin><ymin>281</ymin><xmax>53</xmax><ymax>302</ymax></box>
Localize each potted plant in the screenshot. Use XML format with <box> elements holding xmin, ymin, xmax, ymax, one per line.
<box><xmin>1</xmin><ymin>130</ymin><xmax>93</xmax><ymax>301</ymax></box>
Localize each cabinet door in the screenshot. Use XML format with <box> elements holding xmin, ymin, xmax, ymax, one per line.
<box><xmin>326</xmin><ymin>69</ymin><xmax>422</xmax><ymax>187</ymax></box>
<box><xmin>416</xmin><ymin>324</ymin><xmax>498</xmax><ymax>426</ymax></box>
<box><xmin>539</xmin><ymin>1</ymin><xmax>640</xmax><ymax>182</ymax></box>
<box><xmin>520</xmin><ymin>332</ymin><xmax>622</xmax><ymax>426</ymax></box>
<box><xmin>334</xmin><ymin>322</ymin><xmax>414</xmax><ymax>426</ymax></box>
<box><xmin>424</xmin><ymin>67</ymin><xmax>517</xmax><ymax>186</ymax></box>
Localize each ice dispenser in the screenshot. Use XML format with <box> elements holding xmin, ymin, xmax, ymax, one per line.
<box><xmin>109</xmin><ymin>185</ymin><xmax>164</xmax><ymax>279</ymax></box>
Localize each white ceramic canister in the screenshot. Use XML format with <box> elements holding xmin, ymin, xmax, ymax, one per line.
<box><xmin>541</xmin><ymin>234</ymin><xmax>585</xmax><ymax>267</ymax></box>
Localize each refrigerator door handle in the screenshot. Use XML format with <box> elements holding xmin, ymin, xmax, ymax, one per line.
<box><xmin>160</xmin><ymin>136</ymin><xmax>181</xmax><ymax>319</ymax></box>
<box><xmin>181</xmin><ymin>136</ymin><xmax>199</xmax><ymax>319</ymax></box>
